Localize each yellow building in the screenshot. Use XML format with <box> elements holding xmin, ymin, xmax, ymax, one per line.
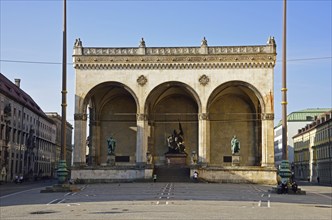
<box><xmin>293</xmin><ymin>110</ymin><xmax>332</xmax><ymax>185</ymax></box>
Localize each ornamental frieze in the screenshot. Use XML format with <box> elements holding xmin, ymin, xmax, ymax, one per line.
<box><xmin>74</xmin><ymin>54</ymin><xmax>275</xmax><ymax>64</ymax></box>
<box><xmin>74</xmin><ymin>62</ymin><xmax>275</xmax><ymax>70</ymax></box>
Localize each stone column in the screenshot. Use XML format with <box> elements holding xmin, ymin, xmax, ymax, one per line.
<box><xmin>198</xmin><ymin>113</ymin><xmax>210</xmax><ymax>165</ymax></box>
<box><xmin>90</xmin><ymin>120</ymin><xmax>100</xmax><ymax>165</ymax></box>
<box><xmin>261</xmin><ymin>113</ymin><xmax>275</xmax><ymax>167</ymax></box>
<box><xmin>73</xmin><ymin>113</ymin><xmax>87</xmax><ymax>167</ymax></box>
<box><xmin>136</xmin><ymin>114</ymin><xmax>148</xmax><ymax>165</ymax></box>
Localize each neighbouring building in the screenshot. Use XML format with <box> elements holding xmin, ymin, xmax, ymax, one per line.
<box><xmin>46</xmin><ymin>112</ymin><xmax>73</xmax><ymax>177</ymax></box>
<box><xmin>0</xmin><ymin>73</ymin><xmax>56</xmax><ymax>182</ymax></box>
<box><xmin>72</xmin><ymin>37</ymin><xmax>277</xmax><ymax>184</ymax></box>
<box><xmin>293</xmin><ymin>110</ymin><xmax>332</xmax><ymax>185</ymax></box>
<box><xmin>274</xmin><ymin>108</ymin><xmax>331</xmax><ymax>168</ymax></box>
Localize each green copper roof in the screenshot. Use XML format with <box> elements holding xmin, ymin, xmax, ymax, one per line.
<box><xmin>276</xmin><ymin>108</ymin><xmax>332</xmax><ymax>126</ymax></box>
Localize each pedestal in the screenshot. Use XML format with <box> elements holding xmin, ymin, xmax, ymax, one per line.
<box><xmin>232</xmin><ymin>155</ymin><xmax>240</xmax><ymax>166</ymax></box>
<box><xmin>191</xmin><ymin>151</ymin><xmax>197</xmax><ymax>165</ymax></box>
<box><xmin>57</xmin><ymin>160</ymin><xmax>68</xmax><ymax>184</ymax></box>
<box><xmin>165</xmin><ymin>153</ymin><xmax>187</xmax><ymax>166</ymax></box>
<box><xmin>146</xmin><ymin>152</ymin><xmax>152</xmax><ymax>165</ymax></box>
<box><xmin>107</xmin><ymin>155</ymin><xmax>115</xmax><ymax>166</ymax></box>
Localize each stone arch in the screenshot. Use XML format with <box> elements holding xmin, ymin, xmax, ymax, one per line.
<box><xmin>207</xmin><ymin>81</ymin><xmax>264</xmax><ymax>166</ymax></box>
<box><xmin>144</xmin><ymin>81</ymin><xmax>201</xmax><ymax>165</ymax></box>
<box><xmin>82</xmin><ymin>81</ymin><xmax>139</xmax><ymax>165</ymax></box>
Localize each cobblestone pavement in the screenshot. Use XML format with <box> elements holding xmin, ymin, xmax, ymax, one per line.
<box><xmin>1</xmin><ymin>182</ymin><xmax>331</xmax><ymax>220</ymax></box>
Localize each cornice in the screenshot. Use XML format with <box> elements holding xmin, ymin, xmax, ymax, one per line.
<box><xmin>73</xmin><ymin>54</ymin><xmax>276</xmax><ymax>70</ymax></box>
<box><xmin>74</xmin><ymin>62</ymin><xmax>276</xmax><ymax>70</ymax></box>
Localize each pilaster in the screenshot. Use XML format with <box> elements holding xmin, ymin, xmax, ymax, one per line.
<box><xmin>198</xmin><ymin>113</ymin><xmax>210</xmax><ymax>164</ymax></box>
<box><xmin>73</xmin><ymin>113</ymin><xmax>87</xmax><ymax>166</ymax></box>
<box><xmin>136</xmin><ymin>114</ymin><xmax>148</xmax><ymax>164</ymax></box>
<box><xmin>261</xmin><ymin>113</ymin><xmax>275</xmax><ymax>167</ymax></box>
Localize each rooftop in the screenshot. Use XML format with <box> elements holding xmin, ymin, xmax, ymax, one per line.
<box><xmin>276</xmin><ymin>108</ymin><xmax>332</xmax><ymax>127</ymax></box>
<box><xmin>0</xmin><ymin>73</ymin><xmax>49</xmax><ymax>120</ymax></box>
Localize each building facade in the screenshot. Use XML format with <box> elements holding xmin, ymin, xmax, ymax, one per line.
<box><xmin>293</xmin><ymin>110</ymin><xmax>332</xmax><ymax>185</ymax></box>
<box><xmin>72</xmin><ymin>37</ymin><xmax>277</xmax><ymax>184</ymax></box>
<box><xmin>46</xmin><ymin>112</ymin><xmax>73</xmax><ymax>176</ymax></box>
<box><xmin>274</xmin><ymin>108</ymin><xmax>331</xmax><ymax>168</ymax></box>
<box><xmin>0</xmin><ymin>74</ymin><xmax>56</xmax><ymax>182</ymax></box>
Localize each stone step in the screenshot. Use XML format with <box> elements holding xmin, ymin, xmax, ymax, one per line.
<box><xmin>154</xmin><ymin>166</ymin><xmax>191</xmax><ymax>182</ymax></box>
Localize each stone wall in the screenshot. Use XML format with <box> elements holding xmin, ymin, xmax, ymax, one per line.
<box><xmin>197</xmin><ymin>166</ymin><xmax>277</xmax><ymax>184</ymax></box>
<box><xmin>71</xmin><ymin>167</ymin><xmax>153</xmax><ymax>183</ymax></box>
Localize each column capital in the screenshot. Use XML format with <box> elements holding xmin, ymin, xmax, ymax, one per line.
<box><xmin>199</xmin><ymin>113</ymin><xmax>209</xmax><ymax>120</ymax></box>
<box><xmin>136</xmin><ymin>113</ymin><xmax>147</xmax><ymax>121</ymax></box>
<box><xmin>262</xmin><ymin>113</ymin><xmax>274</xmax><ymax>120</ymax></box>
<box><xmin>74</xmin><ymin>113</ymin><xmax>87</xmax><ymax>121</ymax></box>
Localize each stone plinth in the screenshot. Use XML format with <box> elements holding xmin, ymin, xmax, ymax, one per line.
<box><xmin>71</xmin><ymin>167</ymin><xmax>153</xmax><ymax>183</ymax></box>
<box><xmin>107</xmin><ymin>155</ymin><xmax>116</xmax><ymax>166</ymax></box>
<box><xmin>165</xmin><ymin>153</ymin><xmax>187</xmax><ymax>165</ymax></box>
<box><xmin>232</xmin><ymin>155</ymin><xmax>240</xmax><ymax>166</ymax></box>
<box><xmin>196</xmin><ymin>166</ymin><xmax>277</xmax><ymax>185</ymax></box>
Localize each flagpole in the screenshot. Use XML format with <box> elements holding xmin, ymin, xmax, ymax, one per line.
<box><xmin>57</xmin><ymin>0</ymin><xmax>68</xmax><ymax>184</ymax></box>
<box><xmin>281</xmin><ymin>0</ymin><xmax>288</xmax><ymax>160</ymax></box>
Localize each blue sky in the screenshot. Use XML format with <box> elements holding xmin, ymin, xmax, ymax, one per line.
<box><xmin>1</xmin><ymin>0</ymin><xmax>331</xmax><ymax>126</ymax></box>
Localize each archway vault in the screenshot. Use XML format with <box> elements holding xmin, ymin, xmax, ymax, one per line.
<box><xmin>208</xmin><ymin>81</ymin><xmax>263</xmax><ymax>166</ymax></box>
<box><xmin>83</xmin><ymin>81</ymin><xmax>139</xmax><ymax>165</ymax></box>
<box><xmin>145</xmin><ymin>81</ymin><xmax>201</xmax><ymax>165</ymax></box>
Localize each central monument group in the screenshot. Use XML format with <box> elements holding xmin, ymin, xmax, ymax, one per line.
<box><xmin>71</xmin><ymin>37</ymin><xmax>277</xmax><ymax>184</ymax></box>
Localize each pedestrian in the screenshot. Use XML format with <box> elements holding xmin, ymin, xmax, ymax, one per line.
<box><xmin>153</xmin><ymin>174</ymin><xmax>157</xmax><ymax>182</ymax></box>
<box><xmin>14</xmin><ymin>175</ymin><xmax>19</xmax><ymax>184</ymax></box>
<box><xmin>193</xmin><ymin>171</ymin><xmax>198</xmax><ymax>183</ymax></box>
<box><xmin>317</xmin><ymin>176</ymin><xmax>320</xmax><ymax>183</ymax></box>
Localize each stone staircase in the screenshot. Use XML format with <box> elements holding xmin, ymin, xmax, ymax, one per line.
<box><xmin>154</xmin><ymin>166</ymin><xmax>191</xmax><ymax>182</ymax></box>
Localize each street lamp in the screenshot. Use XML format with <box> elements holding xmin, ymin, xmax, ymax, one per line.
<box><xmin>281</xmin><ymin>0</ymin><xmax>288</xmax><ymax>161</ymax></box>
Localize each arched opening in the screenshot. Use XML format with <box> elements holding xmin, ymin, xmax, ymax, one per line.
<box><xmin>84</xmin><ymin>82</ymin><xmax>138</xmax><ymax>165</ymax></box>
<box><xmin>145</xmin><ymin>82</ymin><xmax>200</xmax><ymax>165</ymax></box>
<box><xmin>208</xmin><ymin>81</ymin><xmax>263</xmax><ymax>166</ymax></box>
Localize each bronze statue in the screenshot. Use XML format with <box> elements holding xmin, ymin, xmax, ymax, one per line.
<box><xmin>74</xmin><ymin>38</ymin><xmax>82</xmax><ymax>47</ymax></box>
<box><xmin>231</xmin><ymin>135</ymin><xmax>240</xmax><ymax>155</ymax></box>
<box><xmin>107</xmin><ymin>136</ymin><xmax>116</xmax><ymax>155</ymax></box>
<box><xmin>166</xmin><ymin>122</ymin><xmax>185</xmax><ymax>154</ymax></box>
